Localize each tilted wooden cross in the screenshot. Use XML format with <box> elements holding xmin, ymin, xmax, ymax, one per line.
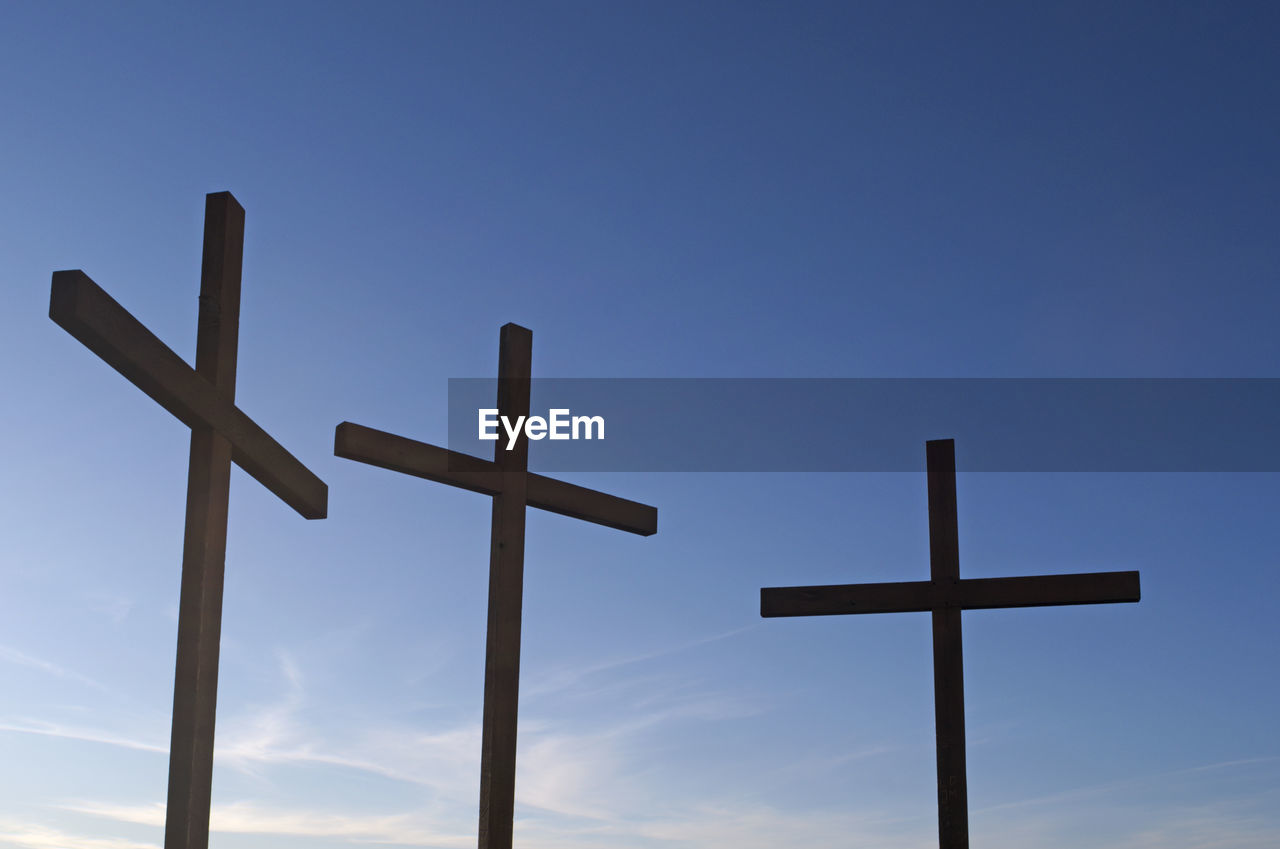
<box><xmin>334</xmin><ymin>322</ymin><xmax>657</xmax><ymax>849</ymax></box>
<box><xmin>761</xmin><ymin>439</ymin><xmax>1139</xmax><ymax>849</ymax></box>
<box><xmin>49</xmin><ymin>192</ymin><xmax>328</xmax><ymax>849</ymax></box>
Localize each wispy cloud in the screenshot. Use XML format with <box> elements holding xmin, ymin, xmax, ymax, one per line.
<box><xmin>976</xmin><ymin>793</ymin><xmax>1280</xmax><ymax>849</ymax></box>
<box><xmin>0</xmin><ymin>719</ymin><xmax>165</xmax><ymax>754</ymax></box>
<box><xmin>1103</xmin><ymin>804</ymin><xmax>1280</xmax><ymax>849</ymax></box>
<box><xmin>213</xmin><ymin>649</ymin><xmax>307</xmax><ymax>777</ymax></box>
<box><xmin>971</xmin><ymin>757</ymin><xmax>1280</xmax><ymax>849</ymax></box>
<box><xmin>522</xmin><ymin>625</ymin><xmax>758</xmax><ymax>701</ymax></box>
<box><xmin>975</xmin><ymin>755</ymin><xmax>1280</xmax><ymax>815</ymax></box>
<box><xmin>21</xmin><ymin>640</ymin><xmax>1273</xmax><ymax>849</ymax></box>
<box><xmin>211</xmin><ymin>639</ymin><xmax>762</xmax><ymax>816</ymax></box>
<box><xmin>210</xmin><ymin>649</ymin><xmax>481</xmax><ymax>793</ymax></box>
<box><xmin>745</xmin><ymin>741</ymin><xmax>904</xmax><ymax>794</ymax></box>
<box><xmin>595</xmin><ymin>802</ymin><xmax>932</xmax><ymax>849</ymax></box>
<box><xmin>0</xmin><ymin>817</ymin><xmax>159</xmax><ymax>849</ymax></box>
<box><xmin>0</xmin><ymin>645</ymin><xmax>111</xmax><ymax>693</ymax></box>
<box><xmin>44</xmin><ymin>740</ymin><xmax>1280</xmax><ymax>849</ymax></box>
<box><xmin>62</xmin><ymin>796</ymin><xmax>932</xmax><ymax>849</ymax></box>
<box><xmin>1171</xmin><ymin>756</ymin><xmax>1280</xmax><ymax>776</ymax></box>
<box><xmin>64</xmin><ymin>801</ymin><xmax>474</xmax><ymax>848</ymax></box>
<box><xmin>84</xmin><ymin>592</ymin><xmax>135</xmax><ymax>625</ymax></box>
<box><xmin>2</xmin><ymin>630</ymin><xmax>763</xmax><ymax>814</ymax></box>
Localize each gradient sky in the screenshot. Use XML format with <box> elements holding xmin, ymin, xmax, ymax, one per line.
<box><xmin>2</xmin><ymin>2</ymin><xmax>1278</xmax><ymax>848</ymax></box>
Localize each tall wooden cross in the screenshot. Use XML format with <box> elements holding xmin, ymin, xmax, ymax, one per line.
<box><xmin>49</xmin><ymin>192</ymin><xmax>328</xmax><ymax>849</ymax></box>
<box><xmin>334</xmin><ymin>323</ymin><xmax>657</xmax><ymax>849</ymax></box>
<box><xmin>761</xmin><ymin>439</ymin><xmax>1140</xmax><ymax>849</ymax></box>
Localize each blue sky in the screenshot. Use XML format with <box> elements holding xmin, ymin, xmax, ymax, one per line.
<box><xmin>2</xmin><ymin>2</ymin><xmax>1278</xmax><ymax>847</ymax></box>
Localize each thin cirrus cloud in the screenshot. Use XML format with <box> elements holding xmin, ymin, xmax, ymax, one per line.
<box><xmin>0</xmin><ymin>645</ymin><xmax>112</xmax><ymax>694</ymax></box>
<box><xmin>57</xmin><ymin>798</ymin><xmax>929</xmax><ymax>849</ymax></box>
<box><xmin>521</xmin><ymin>625</ymin><xmax>760</xmax><ymax>702</ymax></box>
<box><xmin>0</xmin><ymin>817</ymin><xmax>159</xmax><ymax>849</ymax></box>
<box><xmin>0</xmin><ymin>635</ymin><xmax>806</xmax><ymax>847</ymax></box>
<box><xmin>0</xmin><ymin>719</ymin><xmax>166</xmax><ymax>755</ymax></box>
<box><xmin>60</xmin><ymin>801</ymin><xmax>475</xmax><ymax>848</ymax></box>
<box><xmin>11</xmin><ymin>637</ymin><xmax>1274</xmax><ymax>848</ymax></box>
<box><xmin>14</xmin><ymin>722</ymin><xmax>1280</xmax><ymax>849</ymax></box>
<box><xmin>27</xmin><ymin>788</ymin><xmax>1280</xmax><ymax>849</ymax></box>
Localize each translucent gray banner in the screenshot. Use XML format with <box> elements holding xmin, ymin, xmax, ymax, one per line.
<box><xmin>446</xmin><ymin>379</ymin><xmax>1280</xmax><ymax>472</ymax></box>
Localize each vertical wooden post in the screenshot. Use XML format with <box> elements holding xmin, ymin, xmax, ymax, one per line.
<box><xmin>927</xmin><ymin>439</ymin><xmax>968</xmax><ymax>849</ymax></box>
<box><xmin>477</xmin><ymin>324</ymin><xmax>533</xmax><ymax>849</ymax></box>
<box><xmin>165</xmin><ymin>193</ymin><xmax>244</xmax><ymax>849</ymax></box>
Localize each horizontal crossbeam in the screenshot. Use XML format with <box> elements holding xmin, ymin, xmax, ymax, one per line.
<box><xmin>761</xmin><ymin>570</ymin><xmax>1140</xmax><ymax>617</ymax></box>
<box><xmin>334</xmin><ymin>422</ymin><xmax>657</xmax><ymax>536</ymax></box>
<box><xmin>50</xmin><ymin>270</ymin><xmax>328</xmax><ymax>519</ymax></box>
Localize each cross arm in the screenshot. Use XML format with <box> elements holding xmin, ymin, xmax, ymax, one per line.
<box><xmin>761</xmin><ymin>571</ymin><xmax>1140</xmax><ymax>617</ymax></box>
<box><xmin>762</xmin><ymin>579</ymin><xmax>936</xmax><ymax>617</ymax></box>
<box><xmin>50</xmin><ymin>270</ymin><xmax>328</xmax><ymax>519</ymax></box>
<box><xmin>334</xmin><ymin>422</ymin><xmax>657</xmax><ymax>536</ymax></box>
<box><xmin>957</xmin><ymin>571</ymin><xmax>1140</xmax><ymax>609</ymax></box>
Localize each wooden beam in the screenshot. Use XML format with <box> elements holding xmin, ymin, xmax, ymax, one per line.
<box><xmin>927</xmin><ymin>439</ymin><xmax>968</xmax><ymax>849</ymax></box>
<box><xmin>760</xmin><ymin>571</ymin><xmax>1140</xmax><ymax>617</ymax></box>
<box><xmin>761</xmin><ymin>580</ymin><xmax>935</xmax><ymax>617</ymax></box>
<box><xmin>335</xmin><ymin>422</ymin><xmax>501</xmax><ymax>495</ymax></box>
<box><xmin>477</xmin><ymin>323</ymin><xmax>532</xmax><ymax>849</ymax></box>
<box><xmin>165</xmin><ymin>191</ymin><xmax>241</xmax><ymax>849</ymax></box>
<box><xmin>50</xmin><ymin>270</ymin><xmax>327</xmax><ymax>519</ymax></box>
<box><xmin>528</xmin><ymin>474</ymin><xmax>657</xmax><ymax>537</ymax></box>
<box><xmin>957</xmin><ymin>571</ymin><xmax>1140</xmax><ymax>609</ymax></box>
<box><xmin>334</xmin><ymin>422</ymin><xmax>657</xmax><ymax>536</ymax></box>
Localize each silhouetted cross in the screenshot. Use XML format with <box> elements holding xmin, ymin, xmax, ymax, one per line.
<box><xmin>334</xmin><ymin>323</ymin><xmax>656</xmax><ymax>849</ymax></box>
<box><xmin>761</xmin><ymin>438</ymin><xmax>1139</xmax><ymax>849</ymax></box>
<box><xmin>50</xmin><ymin>192</ymin><xmax>328</xmax><ymax>849</ymax></box>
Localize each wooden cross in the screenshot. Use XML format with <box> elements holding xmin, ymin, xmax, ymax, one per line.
<box><xmin>334</xmin><ymin>323</ymin><xmax>656</xmax><ymax>849</ymax></box>
<box><xmin>760</xmin><ymin>438</ymin><xmax>1139</xmax><ymax>849</ymax></box>
<box><xmin>49</xmin><ymin>192</ymin><xmax>328</xmax><ymax>849</ymax></box>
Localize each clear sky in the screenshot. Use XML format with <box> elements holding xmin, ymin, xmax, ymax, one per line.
<box><xmin>2</xmin><ymin>2</ymin><xmax>1278</xmax><ymax>848</ymax></box>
